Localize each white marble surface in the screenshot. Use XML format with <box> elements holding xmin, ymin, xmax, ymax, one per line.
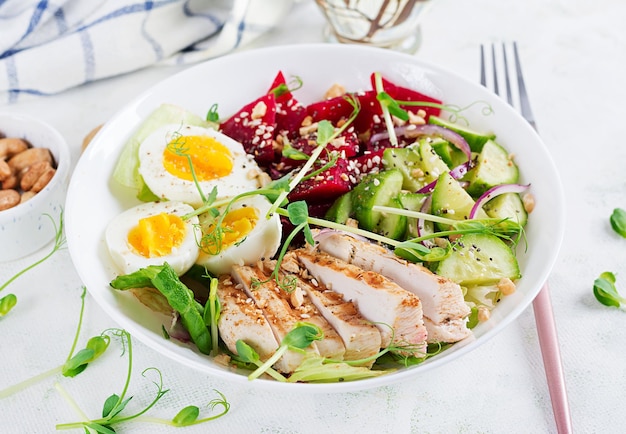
<box><xmin>2</xmin><ymin>0</ymin><xmax>626</xmax><ymax>432</ymax></box>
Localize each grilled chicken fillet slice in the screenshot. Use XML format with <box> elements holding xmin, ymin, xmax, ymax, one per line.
<box><xmin>297</xmin><ymin>250</ymin><xmax>427</xmax><ymax>355</ymax></box>
<box><xmin>314</xmin><ymin>232</ymin><xmax>472</xmax><ymax>343</ymax></box>
<box><xmin>216</xmin><ymin>275</ymin><xmax>278</xmax><ymax>362</ymax></box>
<box><xmin>289</xmin><ymin>274</ymin><xmax>381</xmax><ymax>365</ymax></box>
<box><xmin>231</xmin><ymin>265</ymin><xmax>320</xmax><ymax>374</ymax></box>
<box><xmin>275</xmin><ymin>272</ymin><xmax>346</xmax><ymax>360</ymax></box>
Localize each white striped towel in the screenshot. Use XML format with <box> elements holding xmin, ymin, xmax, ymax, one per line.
<box><xmin>0</xmin><ymin>0</ymin><xmax>293</xmax><ymax>104</ymax></box>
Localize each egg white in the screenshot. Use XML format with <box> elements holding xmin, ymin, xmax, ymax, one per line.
<box><xmin>138</xmin><ymin>124</ymin><xmax>262</xmax><ymax>207</ymax></box>
<box><xmin>105</xmin><ymin>201</ymin><xmax>201</xmax><ymax>276</ymax></box>
<box><xmin>196</xmin><ymin>195</ymin><xmax>282</xmax><ymax>276</ymax></box>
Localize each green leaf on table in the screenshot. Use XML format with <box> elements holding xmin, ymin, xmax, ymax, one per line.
<box><xmin>610</xmin><ymin>208</ymin><xmax>626</xmax><ymax>238</ymax></box>
<box><xmin>593</xmin><ymin>271</ymin><xmax>626</xmax><ymax>307</ymax></box>
<box><xmin>172</xmin><ymin>405</ymin><xmax>200</xmax><ymax>426</ymax></box>
<box><xmin>0</xmin><ymin>294</ymin><xmax>17</xmax><ymax>316</ymax></box>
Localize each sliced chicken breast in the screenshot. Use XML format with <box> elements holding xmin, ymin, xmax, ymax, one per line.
<box><xmin>230</xmin><ymin>265</ymin><xmax>320</xmax><ymax>374</ymax></box>
<box><xmin>314</xmin><ymin>232</ymin><xmax>472</xmax><ymax>343</ymax></box>
<box><xmin>293</xmin><ymin>275</ymin><xmax>381</xmax><ymax>365</ymax></box>
<box><xmin>216</xmin><ymin>275</ymin><xmax>278</xmax><ymax>362</ymax></box>
<box><xmin>297</xmin><ymin>250</ymin><xmax>428</xmax><ymax>356</ymax></box>
<box><xmin>275</xmin><ymin>272</ymin><xmax>346</xmax><ymax>360</ymax></box>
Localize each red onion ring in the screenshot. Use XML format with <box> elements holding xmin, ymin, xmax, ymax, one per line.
<box><xmin>416</xmin><ymin>160</ymin><xmax>474</xmax><ymax>194</ymax></box>
<box><xmin>469</xmin><ymin>183</ymin><xmax>531</xmax><ymax>219</ymax></box>
<box><xmin>370</xmin><ymin>124</ymin><xmax>472</xmax><ymax>160</ymax></box>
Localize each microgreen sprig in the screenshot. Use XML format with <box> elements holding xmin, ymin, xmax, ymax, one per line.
<box><xmin>167</xmin><ymin>132</ymin><xmax>208</xmax><ymax>204</ymax></box>
<box><xmin>0</xmin><ymin>211</ymin><xmax>66</xmax><ymax>294</ymax></box>
<box><xmin>373</xmin><ymin>71</ymin><xmax>493</xmax><ymax>127</ymax></box>
<box><xmin>266</xmin><ymin>93</ymin><xmax>361</xmax><ymax>219</ymax></box>
<box><xmin>610</xmin><ymin>208</ymin><xmax>626</xmax><ymax>238</ymax></box>
<box><xmin>593</xmin><ymin>271</ymin><xmax>626</xmax><ymax>308</ymax></box>
<box><xmin>56</xmin><ymin>329</ymin><xmax>230</xmax><ymax>431</ymax></box>
<box><xmin>0</xmin><ymin>294</ymin><xmax>17</xmax><ymax>317</ymax></box>
<box><xmin>0</xmin><ymin>287</ymin><xmax>109</xmax><ymax>399</ymax></box>
<box><xmin>245</xmin><ymin>322</ymin><xmax>323</xmax><ymax>381</ymax></box>
<box><xmin>204</xmin><ymin>277</ymin><xmax>221</xmax><ymax>356</ymax></box>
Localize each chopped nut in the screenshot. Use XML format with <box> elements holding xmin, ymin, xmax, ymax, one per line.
<box><xmin>407</xmin><ymin>111</ymin><xmax>426</xmax><ymax>125</ymax></box>
<box><xmin>251</xmin><ymin>101</ymin><xmax>268</xmax><ymax>120</ymax></box>
<box><xmin>324</xmin><ymin>83</ymin><xmax>345</xmax><ymax>99</ymax></box>
<box><xmin>290</xmin><ymin>286</ymin><xmax>304</xmax><ymax>308</ymax></box>
<box><xmin>522</xmin><ymin>192</ymin><xmax>535</xmax><ymax>213</ymax></box>
<box><xmin>497</xmin><ymin>277</ymin><xmax>516</xmax><ymax>296</ymax></box>
<box><xmin>477</xmin><ymin>306</ymin><xmax>491</xmax><ymax>322</ymax></box>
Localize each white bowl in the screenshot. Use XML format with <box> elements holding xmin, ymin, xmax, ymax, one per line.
<box><xmin>0</xmin><ymin>113</ymin><xmax>71</xmax><ymax>261</ymax></box>
<box><xmin>65</xmin><ymin>43</ymin><xmax>565</xmax><ymax>392</ymax></box>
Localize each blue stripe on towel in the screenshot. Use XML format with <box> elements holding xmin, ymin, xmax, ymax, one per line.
<box><xmin>26</xmin><ymin>0</ymin><xmax>48</xmax><ymax>35</ymax></box>
<box><xmin>54</xmin><ymin>6</ymin><xmax>67</xmax><ymax>33</ymax></box>
<box><xmin>140</xmin><ymin>0</ymin><xmax>164</xmax><ymax>60</ymax></box>
<box><xmin>5</xmin><ymin>55</ymin><xmax>18</xmax><ymax>103</ymax></box>
<box><xmin>80</xmin><ymin>30</ymin><xmax>95</xmax><ymax>82</ymax></box>
<box><xmin>0</xmin><ymin>0</ymin><xmax>49</xmax><ymax>59</ymax></box>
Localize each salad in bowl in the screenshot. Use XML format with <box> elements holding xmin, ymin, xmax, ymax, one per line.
<box><xmin>65</xmin><ymin>44</ymin><xmax>564</xmax><ymax>392</ymax></box>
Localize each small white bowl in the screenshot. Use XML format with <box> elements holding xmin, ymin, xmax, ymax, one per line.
<box><xmin>0</xmin><ymin>112</ymin><xmax>71</xmax><ymax>262</ymax></box>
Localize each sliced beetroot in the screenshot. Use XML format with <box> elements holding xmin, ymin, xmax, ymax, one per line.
<box><xmin>352</xmin><ymin>90</ymin><xmax>383</xmax><ymax>135</ymax></box>
<box><xmin>275</xmin><ymin>129</ymin><xmax>361</xmax><ymax>174</ymax></box>
<box><xmin>306</xmin><ymin>95</ymin><xmax>354</xmax><ymax>126</ymax></box>
<box><xmin>220</xmin><ymin>93</ymin><xmax>277</xmax><ymax>166</ymax></box>
<box><xmin>288</xmin><ymin>158</ymin><xmax>353</xmax><ymax>204</ymax></box>
<box><xmin>268</xmin><ymin>71</ymin><xmax>308</xmax><ymax>139</ymax></box>
<box><xmin>371</xmin><ymin>74</ymin><xmax>442</xmax><ymax>120</ymax></box>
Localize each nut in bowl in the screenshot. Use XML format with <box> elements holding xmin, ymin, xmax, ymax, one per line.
<box><xmin>0</xmin><ymin>112</ymin><xmax>71</xmax><ymax>262</ymax></box>
<box><xmin>65</xmin><ymin>44</ymin><xmax>564</xmax><ymax>392</ymax></box>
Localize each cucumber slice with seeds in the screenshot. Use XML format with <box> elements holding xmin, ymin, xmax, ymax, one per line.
<box><xmin>375</xmin><ymin>196</ymin><xmax>407</xmax><ymax>240</ymax></box>
<box><xmin>325</xmin><ymin>191</ymin><xmax>353</xmax><ymax>224</ymax></box>
<box><xmin>436</xmin><ymin>233</ymin><xmax>521</xmax><ymax>286</ymax></box>
<box><xmin>431</xmin><ymin>172</ymin><xmax>488</xmax><ymax>230</ymax></box>
<box><xmin>351</xmin><ymin>169</ymin><xmax>403</xmax><ymax>231</ymax></box>
<box><xmin>483</xmin><ymin>192</ymin><xmax>528</xmax><ymax>227</ymax></box>
<box><xmin>467</xmin><ymin>140</ymin><xmax>519</xmax><ymax>196</ymax></box>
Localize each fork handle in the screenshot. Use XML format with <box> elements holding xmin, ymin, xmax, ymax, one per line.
<box><xmin>532</xmin><ymin>283</ymin><xmax>573</xmax><ymax>434</ymax></box>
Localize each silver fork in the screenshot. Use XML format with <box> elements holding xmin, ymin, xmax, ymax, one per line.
<box><xmin>480</xmin><ymin>42</ymin><xmax>573</xmax><ymax>434</ymax></box>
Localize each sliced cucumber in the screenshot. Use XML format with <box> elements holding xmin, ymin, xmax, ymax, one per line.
<box><xmin>428</xmin><ymin>115</ymin><xmax>496</xmax><ymax>153</ymax></box>
<box><xmin>375</xmin><ymin>196</ymin><xmax>407</xmax><ymax>240</ymax></box>
<box><xmin>382</xmin><ymin>146</ymin><xmax>423</xmax><ymax>191</ymax></box>
<box><xmin>431</xmin><ymin>172</ymin><xmax>488</xmax><ymax>229</ymax></box>
<box><xmin>467</xmin><ymin>140</ymin><xmax>519</xmax><ymax>196</ymax></box>
<box><xmin>483</xmin><ymin>192</ymin><xmax>528</xmax><ymax>227</ymax></box>
<box><xmin>432</xmin><ymin>139</ymin><xmax>469</xmax><ymax>169</ymax></box>
<box><xmin>436</xmin><ymin>233</ymin><xmax>521</xmax><ymax>286</ymax></box>
<box><xmin>325</xmin><ymin>191</ymin><xmax>353</xmax><ymax>224</ymax></box>
<box><xmin>382</xmin><ymin>139</ymin><xmax>449</xmax><ymax>192</ymax></box>
<box><xmin>418</xmin><ymin>140</ymin><xmax>450</xmax><ymax>184</ymax></box>
<box><xmin>351</xmin><ymin>169</ymin><xmax>403</xmax><ymax>231</ymax></box>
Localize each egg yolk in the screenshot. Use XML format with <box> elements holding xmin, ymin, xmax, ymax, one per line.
<box><xmin>163</xmin><ymin>135</ymin><xmax>233</xmax><ymax>181</ymax></box>
<box><xmin>203</xmin><ymin>206</ymin><xmax>258</xmax><ymax>253</ymax></box>
<box><xmin>128</xmin><ymin>213</ymin><xmax>187</xmax><ymax>258</ymax></box>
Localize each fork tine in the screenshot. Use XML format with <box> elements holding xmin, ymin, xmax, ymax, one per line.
<box><xmin>491</xmin><ymin>43</ymin><xmax>499</xmax><ymax>96</ymax></box>
<box><xmin>513</xmin><ymin>41</ymin><xmax>537</xmax><ymax>129</ymax></box>
<box><xmin>480</xmin><ymin>44</ymin><xmax>487</xmax><ymax>87</ymax></box>
<box><xmin>502</xmin><ymin>42</ymin><xmax>513</xmax><ymax>106</ymax></box>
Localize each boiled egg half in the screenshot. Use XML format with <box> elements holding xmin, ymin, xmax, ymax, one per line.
<box><xmin>105</xmin><ymin>201</ymin><xmax>201</xmax><ymax>275</ymax></box>
<box><xmin>138</xmin><ymin>124</ymin><xmax>262</xmax><ymax>207</ymax></box>
<box><xmin>196</xmin><ymin>195</ymin><xmax>282</xmax><ymax>276</ymax></box>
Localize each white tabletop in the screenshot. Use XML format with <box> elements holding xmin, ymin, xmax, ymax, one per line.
<box><xmin>2</xmin><ymin>0</ymin><xmax>626</xmax><ymax>432</ymax></box>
